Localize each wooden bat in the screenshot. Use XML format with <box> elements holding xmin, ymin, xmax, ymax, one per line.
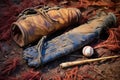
<box><xmin>60</xmin><ymin>55</ymin><xmax>120</xmax><ymax>68</ymax></box>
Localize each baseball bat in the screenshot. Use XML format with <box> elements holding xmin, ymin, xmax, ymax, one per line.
<box><xmin>60</xmin><ymin>55</ymin><xmax>120</xmax><ymax>68</ymax></box>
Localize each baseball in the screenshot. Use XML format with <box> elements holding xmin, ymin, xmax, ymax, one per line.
<box><xmin>82</xmin><ymin>46</ymin><xmax>94</xmax><ymax>57</ymax></box>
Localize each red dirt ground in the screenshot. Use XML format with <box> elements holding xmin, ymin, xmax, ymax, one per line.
<box><xmin>0</xmin><ymin>0</ymin><xmax>120</xmax><ymax>80</ymax></box>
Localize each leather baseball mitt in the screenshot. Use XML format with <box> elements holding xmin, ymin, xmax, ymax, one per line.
<box><xmin>11</xmin><ymin>6</ymin><xmax>81</xmax><ymax>47</ymax></box>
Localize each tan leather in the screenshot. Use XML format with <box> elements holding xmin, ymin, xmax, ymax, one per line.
<box><xmin>11</xmin><ymin>6</ymin><xmax>81</xmax><ymax>47</ymax></box>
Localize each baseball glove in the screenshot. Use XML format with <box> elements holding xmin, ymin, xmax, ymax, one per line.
<box><xmin>11</xmin><ymin>6</ymin><xmax>81</xmax><ymax>47</ymax></box>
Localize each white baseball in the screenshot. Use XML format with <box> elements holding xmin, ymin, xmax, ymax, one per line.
<box><xmin>82</xmin><ymin>46</ymin><xmax>94</xmax><ymax>57</ymax></box>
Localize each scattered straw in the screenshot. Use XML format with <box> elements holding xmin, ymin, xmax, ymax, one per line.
<box><xmin>95</xmin><ymin>27</ymin><xmax>120</xmax><ymax>51</ymax></box>
<box><xmin>0</xmin><ymin>58</ymin><xmax>20</xmax><ymax>75</ymax></box>
<box><xmin>20</xmin><ymin>69</ymin><xmax>41</xmax><ymax>80</ymax></box>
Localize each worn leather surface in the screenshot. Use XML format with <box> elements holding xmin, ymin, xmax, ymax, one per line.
<box><xmin>11</xmin><ymin>6</ymin><xmax>81</xmax><ymax>47</ymax></box>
